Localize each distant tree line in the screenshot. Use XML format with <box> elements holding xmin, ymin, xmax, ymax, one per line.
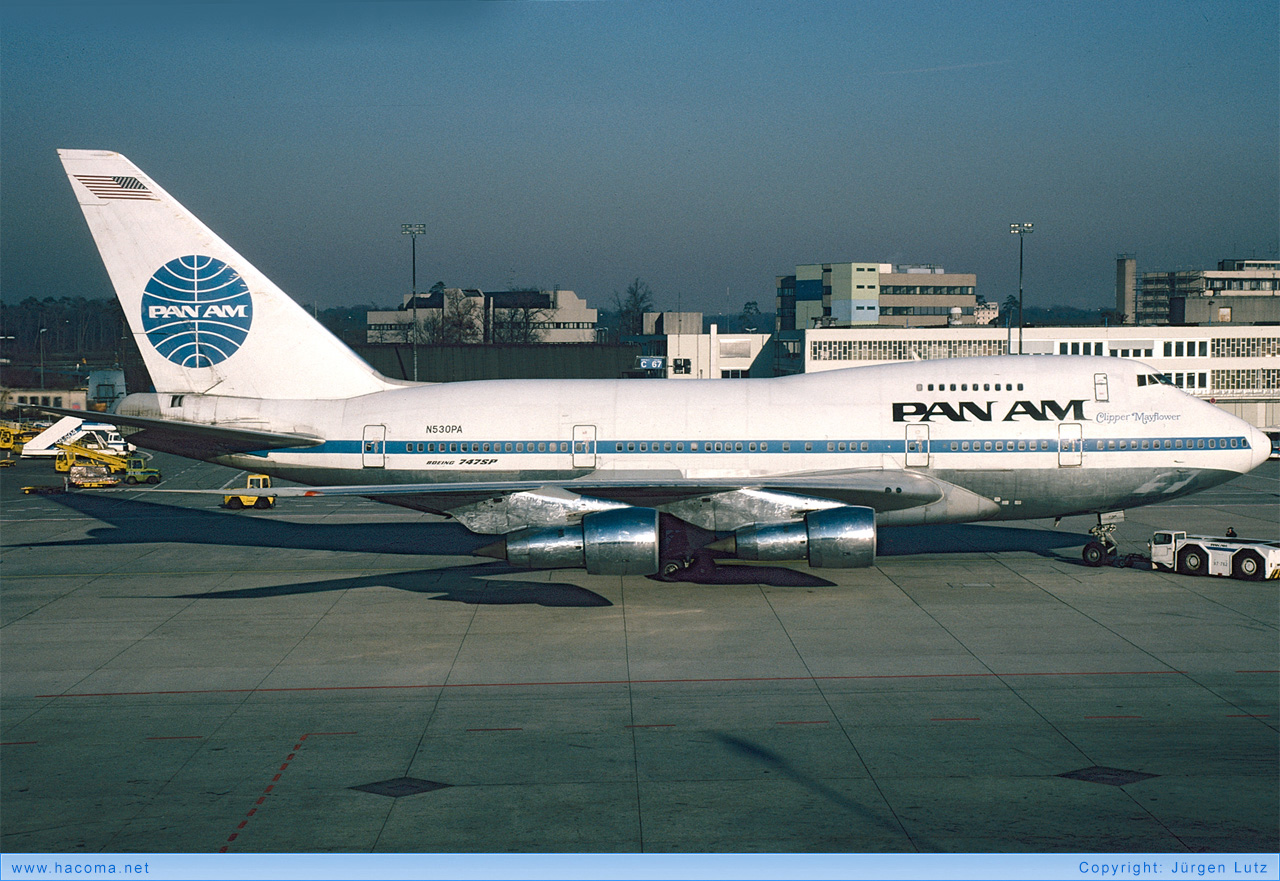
<box><xmin>0</xmin><ymin>297</ymin><xmax>128</xmax><ymax>358</ymax></box>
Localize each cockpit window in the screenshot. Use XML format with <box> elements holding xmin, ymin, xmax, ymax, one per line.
<box><xmin>1136</xmin><ymin>373</ymin><xmax>1171</xmax><ymax>387</ymax></box>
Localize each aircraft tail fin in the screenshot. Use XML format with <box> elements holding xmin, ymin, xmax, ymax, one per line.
<box><xmin>58</xmin><ymin>149</ymin><xmax>398</xmax><ymax>399</ymax></box>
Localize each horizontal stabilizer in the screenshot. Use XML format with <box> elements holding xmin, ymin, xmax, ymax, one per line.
<box><xmin>27</xmin><ymin>405</ymin><xmax>322</xmax><ymax>457</ymax></box>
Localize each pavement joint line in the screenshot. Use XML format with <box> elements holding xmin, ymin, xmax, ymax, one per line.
<box><xmin>32</xmin><ymin>668</ymin><xmax>1197</xmax><ymax>699</ymax></box>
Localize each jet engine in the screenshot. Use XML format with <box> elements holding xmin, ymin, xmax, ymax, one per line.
<box><xmin>475</xmin><ymin>504</ymin><xmax>877</xmax><ymax>574</ymax></box>
<box><xmin>711</xmin><ymin>506</ymin><xmax>876</xmax><ymax>568</ymax></box>
<box><xmin>475</xmin><ymin>507</ymin><xmax>662</xmax><ymax>576</ymax></box>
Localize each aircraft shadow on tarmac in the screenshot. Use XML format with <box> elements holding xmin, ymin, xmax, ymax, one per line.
<box><xmin>26</xmin><ymin>492</ymin><xmax>1093</xmax><ymax>603</ymax></box>
<box><xmin>715</xmin><ymin>732</ymin><xmax>937</xmax><ymax>849</ymax></box>
<box><xmin>168</xmin><ymin>566</ymin><xmax>615</xmax><ymax>608</ymax></box>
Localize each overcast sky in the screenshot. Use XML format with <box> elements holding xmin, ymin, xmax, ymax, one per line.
<box><xmin>2</xmin><ymin>0</ymin><xmax>1276</xmax><ymax>317</ymax></box>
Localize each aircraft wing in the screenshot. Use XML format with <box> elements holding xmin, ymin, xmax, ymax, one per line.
<box><xmin>26</xmin><ymin>405</ymin><xmax>324</xmax><ymax>457</ymax></box>
<box><xmin>247</xmin><ymin>468</ymin><xmax>949</xmax><ymax>516</ymax></box>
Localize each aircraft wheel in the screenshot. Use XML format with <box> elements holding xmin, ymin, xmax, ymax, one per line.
<box><xmin>1232</xmin><ymin>550</ymin><xmax>1265</xmax><ymax>582</ymax></box>
<box><xmin>661</xmin><ymin>559</ymin><xmax>687</xmax><ymax>577</ymax></box>
<box><xmin>1082</xmin><ymin>541</ymin><xmax>1107</xmax><ymax>567</ymax></box>
<box><xmin>226</xmin><ymin>497</ymin><xmax>244</xmax><ymax>510</ymax></box>
<box><xmin>1176</xmin><ymin>545</ymin><xmax>1207</xmax><ymax>576</ymax></box>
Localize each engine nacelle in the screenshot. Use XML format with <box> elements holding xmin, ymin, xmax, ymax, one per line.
<box><xmin>480</xmin><ymin>507</ymin><xmax>661</xmax><ymax>575</ymax></box>
<box><xmin>729</xmin><ymin>506</ymin><xmax>876</xmax><ymax>568</ymax></box>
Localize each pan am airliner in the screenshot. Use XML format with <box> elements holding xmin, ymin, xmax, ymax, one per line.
<box><xmin>53</xmin><ymin>149</ymin><xmax>1270</xmax><ymax>576</ymax></box>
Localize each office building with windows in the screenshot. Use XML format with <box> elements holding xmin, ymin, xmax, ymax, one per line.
<box><xmin>776</xmin><ymin>262</ymin><xmax>978</xmax><ymax>331</ymax></box>
<box><xmin>1125</xmin><ymin>258</ymin><xmax>1279</xmax><ymax>325</ymax></box>
<box><xmin>367</xmin><ymin>288</ymin><xmax>598</xmax><ymax>344</ymax></box>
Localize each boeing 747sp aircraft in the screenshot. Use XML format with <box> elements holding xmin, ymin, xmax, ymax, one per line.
<box><xmin>54</xmin><ymin>149</ymin><xmax>1271</xmax><ymax>576</ymax></box>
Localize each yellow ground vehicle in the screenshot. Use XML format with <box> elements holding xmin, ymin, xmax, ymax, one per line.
<box><xmin>0</xmin><ymin>422</ymin><xmax>42</xmax><ymax>455</ymax></box>
<box><xmin>54</xmin><ymin>442</ymin><xmax>161</xmax><ymax>484</ymax></box>
<box><xmin>223</xmin><ymin>473</ymin><xmax>275</xmax><ymax>509</ymax></box>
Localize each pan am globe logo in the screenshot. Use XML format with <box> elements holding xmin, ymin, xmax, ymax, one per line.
<box><xmin>141</xmin><ymin>256</ymin><xmax>253</xmax><ymax>367</ymax></box>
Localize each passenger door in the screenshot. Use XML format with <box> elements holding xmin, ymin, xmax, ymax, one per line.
<box><xmin>905</xmin><ymin>424</ymin><xmax>929</xmax><ymax>468</ymax></box>
<box><xmin>1058</xmin><ymin>423</ymin><xmax>1082</xmax><ymax>467</ymax></box>
<box><xmin>573</xmin><ymin>424</ymin><xmax>597</xmax><ymax>468</ymax></box>
<box><xmin>362</xmin><ymin>424</ymin><xmax>386</xmax><ymax>468</ymax></box>
<box><xmin>1094</xmin><ymin>373</ymin><xmax>1109</xmax><ymax>402</ymax></box>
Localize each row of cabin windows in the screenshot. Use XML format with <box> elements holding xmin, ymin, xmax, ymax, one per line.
<box><xmin>13</xmin><ymin>395</ymin><xmax>64</xmax><ymax>407</ymax></box>
<box><xmin>947</xmin><ymin>440</ymin><xmax>1050</xmax><ymax>452</ymax></box>
<box><xmin>1094</xmin><ymin>437</ymin><xmax>1238</xmax><ymax>451</ymax></box>
<box><xmin>616</xmin><ymin>441</ymin><xmax>872</xmax><ymax>453</ymax></box>
<box><xmin>916</xmin><ymin>382</ymin><xmax>1024</xmax><ymax>392</ymax></box>
<box><xmin>400</xmin><ymin>436</ymin><xmax>1240</xmax><ymax>456</ymax></box>
<box><xmin>403</xmin><ymin>442</ymin><xmax>569</xmax><ymax>453</ymax></box>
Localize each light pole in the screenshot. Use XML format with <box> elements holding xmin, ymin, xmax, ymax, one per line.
<box><xmin>1009</xmin><ymin>222</ymin><xmax>1033</xmax><ymax>354</ymax></box>
<box><xmin>401</xmin><ymin>223</ymin><xmax>426</xmax><ymax>382</ymax></box>
<box><xmin>38</xmin><ymin>327</ymin><xmax>48</xmax><ymax>389</ymax></box>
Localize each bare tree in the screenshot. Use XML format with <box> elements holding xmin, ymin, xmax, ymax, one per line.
<box><xmin>612</xmin><ymin>278</ymin><xmax>654</xmax><ymax>337</ymax></box>
<box><xmin>491</xmin><ymin>305</ymin><xmax>548</xmax><ymax>343</ymax></box>
<box><xmin>439</xmin><ymin>288</ymin><xmax>482</xmax><ymax>344</ymax></box>
<box><xmin>490</xmin><ymin>287</ymin><xmax>549</xmax><ymax>343</ymax></box>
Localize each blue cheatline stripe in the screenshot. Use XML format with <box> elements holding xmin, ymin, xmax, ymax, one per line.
<box><xmin>247</xmin><ymin>435</ymin><xmax>1251</xmax><ymax>457</ymax></box>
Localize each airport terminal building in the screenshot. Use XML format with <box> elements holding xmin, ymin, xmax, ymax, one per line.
<box><xmin>643</xmin><ymin>322</ymin><xmax>1278</xmax><ymax>431</ymax></box>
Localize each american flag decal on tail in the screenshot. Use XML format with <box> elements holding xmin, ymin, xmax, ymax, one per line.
<box><xmin>74</xmin><ymin>175</ymin><xmax>157</xmax><ymax>200</ymax></box>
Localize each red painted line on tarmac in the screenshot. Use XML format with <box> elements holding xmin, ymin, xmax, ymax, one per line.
<box><xmin>222</xmin><ymin>731</ymin><xmax>333</xmax><ymax>853</ymax></box>
<box><xmin>1</xmin><ymin>741</ymin><xmax>38</xmax><ymax>746</ymax></box>
<box><xmin>35</xmin><ymin>670</ymin><xmax>1193</xmax><ymax>698</ymax></box>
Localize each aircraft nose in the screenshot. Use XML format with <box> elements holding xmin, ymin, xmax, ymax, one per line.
<box><xmin>1246</xmin><ymin>423</ymin><xmax>1273</xmax><ymax>472</ymax></box>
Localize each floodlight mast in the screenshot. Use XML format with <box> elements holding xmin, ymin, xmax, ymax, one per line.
<box><xmin>1010</xmin><ymin>222</ymin><xmax>1033</xmax><ymax>355</ymax></box>
<box><xmin>401</xmin><ymin>223</ymin><xmax>426</xmax><ymax>381</ymax></box>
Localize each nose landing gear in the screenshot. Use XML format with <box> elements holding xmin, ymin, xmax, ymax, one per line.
<box><xmin>1082</xmin><ymin>513</ymin><xmax>1122</xmax><ymax>567</ymax></box>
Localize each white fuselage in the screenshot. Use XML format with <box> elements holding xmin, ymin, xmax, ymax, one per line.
<box><xmin>119</xmin><ymin>356</ymin><xmax>1268</xmax><ymax>524</ymax></box>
